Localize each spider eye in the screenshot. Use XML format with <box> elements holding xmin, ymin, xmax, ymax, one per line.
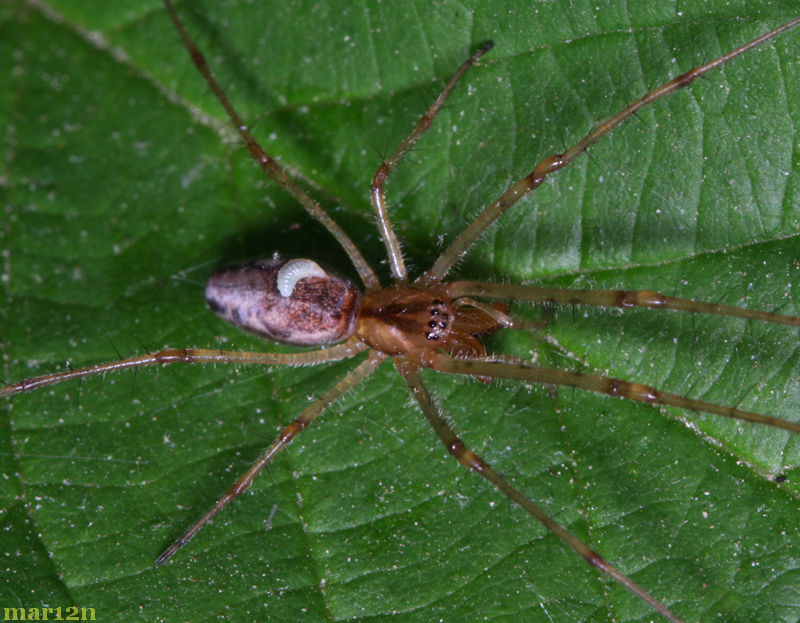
<box><xmin>205</xmin><ymin>257</ymin><xmax>361</xmax><ymax>345</ymax></box>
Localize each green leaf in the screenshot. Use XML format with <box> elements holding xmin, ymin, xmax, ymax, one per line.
<box><xmin>3</xmin><ymin>1</ymin><xmax>799</xmax><ymax>621</ymax></box>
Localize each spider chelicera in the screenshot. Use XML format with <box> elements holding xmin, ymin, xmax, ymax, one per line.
<box><xmin>4</xmin><ymin>4</ymin><xmax>800</xmax><ymax>622</ymax></box>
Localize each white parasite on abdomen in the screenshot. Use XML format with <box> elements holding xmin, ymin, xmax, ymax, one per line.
<box><xmin>276</xmin><ymin>258</ymin><xmax>328</xmax><ymax>297</ymax></box>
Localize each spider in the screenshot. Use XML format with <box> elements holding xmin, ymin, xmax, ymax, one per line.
<box><xmin>6</xmin><ymin>4</ymin><xmax>800</xmax><ymax>623</ymax></box>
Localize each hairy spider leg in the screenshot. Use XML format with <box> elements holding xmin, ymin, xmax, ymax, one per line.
<box><xmin>423</xmin><ymin>16</ymin><xmax>800</xmax><ymax>283</ymax></box>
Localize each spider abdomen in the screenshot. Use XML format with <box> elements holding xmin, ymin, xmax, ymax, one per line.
<box><xmin>205</xmin><ymin>257</ymin><xmax>361</xmax><ymax>345</ymax></box>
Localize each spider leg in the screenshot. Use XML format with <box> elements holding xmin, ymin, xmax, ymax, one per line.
<box><xmin>370</xmin><ymin>42</ymin><xmax>493</xmax><ymax>282</ymax></box>
<box><xmin>0</xmin><ymin>337</ymin><xmax>368</xmax><ymax>399</ymax></box>
<box><xmin>446</xmin><ymin>281</ymin><xmax>800</xmax><ymax>327</ymax></box>
<box><xmin>156</xmin><ymin>350</ymin><xmax>386</xmax><ymax>565</ymax></box>
<box><xmin>393</xmin><ymin>355</ymin><xmax>686</xmax><ymax>623</ymax></box>
<box><xmin>423</xmin><ymin>17</ymin><xmax>800</xmax><ymax>282</ymax></box>
<box><xmin>414</xmin><ymin>350</ymin><xmax>800</xmax><ymax>434</ymax></box>
<box><xmin>162</xmin><ymin>0</ymin><xmax>379</xmax><ymax>289</ymax></box>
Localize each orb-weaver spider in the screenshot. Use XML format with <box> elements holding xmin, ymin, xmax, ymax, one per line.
<box><xmin>4</xmin><ymin>3</ymin><xmax>799</xmax><ymax>622</ymax></box>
